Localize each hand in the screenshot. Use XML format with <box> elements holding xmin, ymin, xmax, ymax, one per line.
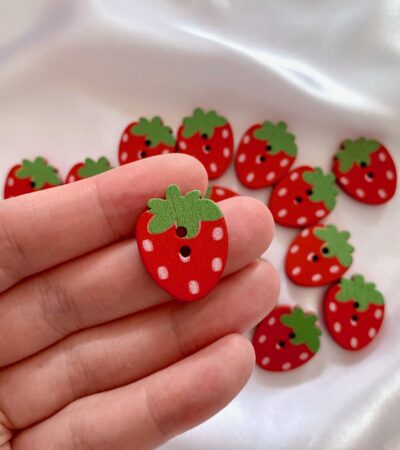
<box><xmin>0</xmin><ymin>154</ymin><xmax>279</xmax><ymax>450</ymax></box>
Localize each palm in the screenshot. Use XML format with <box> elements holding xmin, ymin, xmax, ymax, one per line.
<box><xmin>0</xmin><ymin>154</ymin><xmax>278</xmax><ymax>450</ymax></box>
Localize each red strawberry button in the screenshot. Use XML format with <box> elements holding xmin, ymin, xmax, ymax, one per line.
<box><xmin>136</xmin><ymin>184</ymin><xmax>228</xmax><ymax>301</ymax></box>
<box><xmin>118</xmin><ymin>116</ymin><xmax>176</xmax><ymax>165</ymax></box>
<box><xmin>253</xmin><ymin>305</ymin><xmax>321</xmax><ymax>372</ymax></box>
<box><xmin>205</xmin><ymin>185</ymin><xmax>238</xmax><ymax>202</ymax></box>
<box><xmin>235</xmin><ymin>121</ymin><xmax>297</xmax><ymax>189</ymax></box>
<box><xmin>324</xmin><ymin>275</ymin><xmax>384</xmax><ymax>351</ymax></box>
<box><xmin>4</xmin><ymin>157</ymin><xmax>62</xmax><ymax>199</ymax></box>
<box><xmin>269</xmin><ymin>166</ymin><xmax>338</xmax><ymax>228</ymax></box>
<box><xmin>176</xmin><ymin>108</ymin><xmax>234</xmax><ymax>179</ymax></box>
<box><xmin>333</xmin><ymin>138</ymin><xmax>397</xmax><ymax>204</ymax></box>
<box><xmin>286</xmin><ymin>224</ymin><xmax>354</xmax><ymax>287</ymax></box>
<box><xmin>66</xmin><ymin>157</ymin><xmax>112</xmax><ymax>183</ymax></box>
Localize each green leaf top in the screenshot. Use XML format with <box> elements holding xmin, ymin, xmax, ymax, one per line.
<box><xmin>336</xmin><ymin>275</ymin><xmax>384</xmax><ymax>311</ymax></box>
<box><xmin>253</xmin><ymin>121</ymin><xmax>297</xmax><ymax>157</ymax></box>
<box><xmin>302</xmin><ymin>167</ymin><xmax>338</xmax><ymax>211</ymax></box>
<box><xmin>77</xmin><ymin>157</ymin><xmax>112</xmax><ymax>178</ymax></box>
<box><xmin>314</xmin><ymin>225</ymin><xmax>354</xmax><ymax>268</ymax></box>
<box><xmin>182</xmin><ymin>108</ymin><xmax>227</xmax><ymax>139</ymax></box>
<box><xmin>16</xmin><ymin>157</ymin><xmax>62</xmax><ymax>189</ymax></box>
<box><xmin>281</xmin><ymin>307</ymin><xmax>321</xmax><ymax>353</ymax></box>
<box><xmin>131</xmin><ymin>117</ymin><xmax>176</xmax><ymax>147</ymax></box>
<box><xmin>336</xmin><ymin>138</ymin><xmax>380</xmax><ymax>173</ymax></box>
<box><xmin>147</xmin><ymin>184</ymin><xmax>223</xmax><ymax>238</ymax></box>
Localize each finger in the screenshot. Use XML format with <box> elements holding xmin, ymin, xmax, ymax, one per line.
<box><xmin>0</xmin><ymin>154</ymin><xmax>208</xmax><ymax>292</ymax></box>
<box><xmin>0</xmin><ymin>196</ymin><xmax>274</xmax><ymax>367</ymax></box>
<box><xmin>12</xmin><ymin>334</ymin><xmax>254</xmax><ymax>450</ymax></box>
<box><xmin>0</xmin><ymin>260</ymin><xmax>279</xmax><ymax>429</ymax></box>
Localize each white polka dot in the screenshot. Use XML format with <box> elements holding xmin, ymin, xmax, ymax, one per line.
<box><xmin>386</xmin><ymin>170</ymin><xmax>394</xmax><ymax>180</ymax></box>
<box><xmin>290</xmin><ymin>244</ymin><xmax>299</xmax><ymax>254</ymax></box>
<box><xmin>179</xmin><ymin>141</ymin><xmax>187</xmax><ymax>150</ymax></box>
<box><xmin>329</xmin><ymin>302</ymin><xmax>337</xmax><ymax>312</ymax></box>
<box><xmin>258</xmin><ymin>335</ymin><xmax>267</xmax><ymax>344</ymax></box>
<box><xmin>266</xmin><ymin>172</ymin><xmax>276</xmax><ymax>182</ymax></box>
<box><xmin>211</xmin><ymin>257</ymin><xmax>223</xmax><ymax>272</ymax></box>
<box><xmin>268</xmin><ymin>317</ymin><xmax>276</xmax><ymax>326</ymax></box>
<box><xmin>122</xmin><ymin>133</ymin><xmax>129</xmax><ymax>142</ymax></box>
<box><xmin>350</xmin><ymin>337</ymin><xmax>358</xmax><ymax>349</ymax></box>
<box><xmin>223</xmin><ymin>147</ymin><xmax>230</xmax><ymax>158</ymax></box>
<box><xmin>188</xmin><ymin>280</ymin><xmax>200</xmax><ymax>295</ymax></box>
<box><xmin>243</xmin><ymin>135</ymin><xmax>250</xmax><ymax>144</ymax></box>
<box><xmin>68</xmin><ymin>175</ymin><xmax>75</xmax><ymax>183</ymax></box>
<box><xmin>215</xmin><ymin>188</ymin><xmax>225</xmax><ymax>196</ymax></box>
<box><xmin>356</xmin><ymin>188</ymin><xmax>365</xmax><ymax>198</ymax></box>
<box><xmin>261</xmin><ymin>356</ymin><xmax>270</xmax><ymax>366</ymax></box>
<box><xmin>375</xmin><ymin>309</ymin><xmax>383</xmax><ymax>319</ymax></box>
<box><xmin>280</xmin><ymin>158</ymin><xmax>289</xmax><ymax>167</ymax></box>
<box><xmin>120</xmin><ymin>152</ymin><xmax>128</xmax><ymax>162</ymax></box>
<box><xmin>162</xmin><ymin>149</ymin><xmax>170</xmax><ymax>154</ymax></box>
<box><xmin>315</xmin><ymin>209</ymin><xmax>326</xmax><ymax>218</ymax></box>
<box><xmin>282</xmin><ymin>362</ymin><xmax>291</xmax><ymax>371</ymax></box>
<box><xmin>278</xmin><ymin>187</ymin><xmax>287</xmax><ymax>197</ymax></box>
<box><xmin>277</xmin><ymin>209</ymin><xmax>287</xmax><ymax>218</ymax></box>
<box><xmin>210</xmin><ymin>162</ymin><xmax>218</xmax><ymax>173</ymax></box>
<box><xmin>238</xmin><ymin>153</ymin><xmax>246</xmax><ymax>163</ymax></box>
<box><xmin>290</xmin><ymin>172</ymin><xmax>299</xmax><ymax>181</ymax></box>
<box><xmin>142</xmin><ymin>239</ymin><xmax>154</xmax><ymax>252</ymax></box>
<box><xmin>299</xmin><ymin>352</ymin><xmax>309</xmax><ymax>361</ymax></box>
<box><xmin>340</xmin><ymin>176</ymin><xmax>349</xmax><ymax>185</ymax></box>
<box><xmin>378</xmin><ymin>189</ymin><xmax>387</xmax><ymax>199</ymax></box>
<box><xmin>7</xmin><ymin>177</ymin><xmax>14</xmax><ymax>187</ymax></box>
<box><xmin>157</xmin><ymin>266</ymin><xmax>169</xmax><ymax>280</ymax></box>
<box><xmin>301</xmin><ymin>228</ymin><xmax>310</xmax><ymax>238</ymax></box>
<box><xmin>368</xmin><ymin>328</ymin><xmax>377</xmax><ymax>338</ymax></box>
<box><xmin>297</xmin><ymin>217</ymin><xmax>307</xmax><ymax>226</ymax></box>
<box><xmin>333</xmin><ymin>322</ymin><xmax>342</xmax><ymax>333</ymax></box>
<box><xmin>379</xmin><ymin>152</ymin><xmax>387</xmax><ymax>162</ymax></box>
<box><xmin>222</xmin><ymin>129</ymin><xmax>229</xmax><ymax>139</ymax></box>
<box><xmin>329</xmin><ymin>265</ymin><xmax>340</xmax><ymax>274</ymax></box>
<box><xmin>312</xmin><ymin>273</ymin><xmax>322</xmax><ymax>283</ymax></box>
<box><xmin>246</xmin><ymin>172</ymin><xmax>255</xmax><ymax>183</ymax></box>
<box><xmin>212</xmin><ymin>227</ymin><xmax>224</xmax><ymax>241</ymax></box>
<box><xmin>292</xmin><ymin>266</ymin><xmax>301</xmax><ymax>276</ymax></box>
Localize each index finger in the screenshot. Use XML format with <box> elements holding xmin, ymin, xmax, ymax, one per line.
<box><xmin>0</xmin><ymin>154</ymin><xmax>207</xmax><ymax>293</ymax></box>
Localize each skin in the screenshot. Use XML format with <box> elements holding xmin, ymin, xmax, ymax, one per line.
<box><xmin>0</xmin><ymin>154</ymin><xmax>279</xmax><ymax>450</ymax></box>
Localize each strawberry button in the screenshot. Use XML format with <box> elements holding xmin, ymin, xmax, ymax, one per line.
<box><xmin>253</xmin><ymin>305</ymin><xmax>321</xmax><ymax>372</ymax></box>
<box><xmin>205</xmin><ymin>185</ymin><xmax>238</xmax><ymax>202</ymax></box>
<box><xmin>332</xmin><ymin>138</ymin><xmax>397</xmax><ymax>204</ymax></box>
<box><xmin>235</xmin><ymin>121</ymin><xmax>297</xmax><ymax>189</ymax></box>
<box><xmin>66</xmin><ymin>157</ymin><xmax>112</xmax><ymax>183</ymax></box>
<box><xmin>286</xmin><ymin>224</ymin><xmax>354</xmax><ymax>287</ymax></box>
<box><xmin>136</xmin><ymin>185</ymin><xmax>228</xmax><ymax>301</ymax></box>
<box><xmin>324</xmin><ymin>275</ymin><xmax>384</xmax><ymax>351</ymax></box>
<box><xmin>176</xmin><ymin>108</ymin><xmax>234</xmax><ymax>180</ymax></box>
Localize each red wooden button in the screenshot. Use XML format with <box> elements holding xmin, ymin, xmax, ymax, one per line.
<box><xmin>136</xmin><ymin>185</ymin><xmax>228</xmax><ymax>301</ymax></box>
<box><xmin>332</xmin><ymin>138</ymin><xmax>397</xmax><ymax>204</ymax></box>
<box><xmin>286</xmin><ymin>224</ymin><xmax>354</xmax><ymax>287</ymax></box>
<box><xmin>66</xmin><ymin>157</ymin><xmax>112</xmax><ymax>183</ymax></box>
<box><xmin>205</xmin><ymin>185</ymin><xmax>238</xmax><ymax>202</ymax></box>
<box><xmin>324</xmin><ymin>275</ymin><xmax>384</xmax><ymax>351</ymax></box>
<box><xmin>253</xmin><ymin>305</ymin><xmax>321</xmax><ymax>372</ymax></box>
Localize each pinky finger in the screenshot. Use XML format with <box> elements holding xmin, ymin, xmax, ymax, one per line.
<box><xmin>12</xmin><ymin>334</ymin><xmax>255</xmax><ymax>450</ymax></box>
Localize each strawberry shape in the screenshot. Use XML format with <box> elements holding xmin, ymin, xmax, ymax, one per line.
<box><xmin>205</xmin><ymin>185</ymin><xmax>238</xmax><ymax>202</ymax></box>
<box><xmin>66</xmin><ymin>157</ymin><xmax>112</xmax><ymax>183</ymax></box>
<box><xmin>176</xmin><ymin>108</ymin><xmax>234</xmax><ymax>179</ymax></box>
<box><xmin>324</xmin><ymin>275</ymin><xmax>384</xmax><ymax>351</ymax></box>
<box><xmin>235</xmin><ymin>121</ymin><xmax>297</xmax><ymax>188</ymax></box>
<box><xmin>332</xmin><ymin>138</ymin><xmax>397</xmax><ymax>204</ymax></box>
<box><xmin>118</xmin><ymin>116</ymin><xmax>176</xmax><ymax>165</ymax></box>
<box><xmin>269</xmin><ymin>166</ymin><xmax>338</xmax><ymax>228</ymax></box>
<box><xmin>286</xmin><ymin>224</ymin><xmax>354</xmax><ymax>286</ymax></box>
<box><xmin>253</xmin><ymin>305</ymin><xmax>321</xmax><ymax>372</ymax></box>
<box><xmin>136</xmin><ymin>184</ymin><xmax>228</xmax><ymax>301</ymax></box>
<box><xmin>4</xmin><ymin>157</ymin><xmax>62</xmax><ymax>199</ymax></box>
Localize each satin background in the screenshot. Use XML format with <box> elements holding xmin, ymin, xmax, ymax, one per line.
<box><xmin>0</xmin><ymin>1</ymin><xmax>399</xmax><ymax>449</ymax></box>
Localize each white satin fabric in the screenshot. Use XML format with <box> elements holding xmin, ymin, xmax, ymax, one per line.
<box><xmin>0</xmin><ymin>1</ymin><xmax>399</xmax><ymax>449</ymax></box>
